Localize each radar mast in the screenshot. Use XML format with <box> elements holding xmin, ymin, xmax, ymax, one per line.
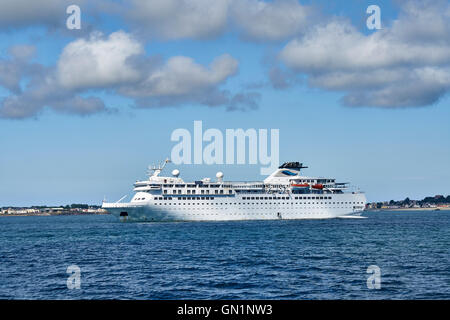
<box><xmin>147</xmin><ymin>158</ymin><xmax>171</xmax><ymax>178</ymax></box>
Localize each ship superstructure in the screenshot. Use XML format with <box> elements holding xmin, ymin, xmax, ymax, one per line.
<box><xmin>102</xmin><ymin>160</ymin><xmax>366</xmax><ymax>221</ymax></box>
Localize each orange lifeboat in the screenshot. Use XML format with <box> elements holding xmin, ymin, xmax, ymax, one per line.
<box><xmin>311</xmin><ymin>184</ymin><xmax>324</xmax><ymax>189</ymax></box>
<box><xmin>291</xmin><ymin>183</ymin><xmax>309</xmax><ymax>188</ymax></box>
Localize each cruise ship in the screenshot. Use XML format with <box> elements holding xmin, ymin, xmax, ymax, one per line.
<box><xmin>102</xmin><ymin>160</ymin><xmax>366</xmax><ymax>222</ymax></box>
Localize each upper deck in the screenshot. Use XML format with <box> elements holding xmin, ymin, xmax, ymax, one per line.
<box><xmin>133</xmin><ymin>160</ymin><xmax>352</xmax><ymax>195</ymax></box>
<box><xmin>129</xmin><ymin>160</ymin><xmax>359</xmax><ymax>196</ymax></box>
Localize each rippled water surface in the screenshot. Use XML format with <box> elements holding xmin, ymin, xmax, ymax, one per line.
<box><xmin>0</xmin><ymin>211</ymin><xmax>449</xmax><ymax>299</ymax></box>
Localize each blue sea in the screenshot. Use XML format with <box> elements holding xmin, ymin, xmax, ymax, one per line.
<box><xmin>0</xmin><ymin>210</ymin><xmax>449</xmax><ymax>299</ymax></box>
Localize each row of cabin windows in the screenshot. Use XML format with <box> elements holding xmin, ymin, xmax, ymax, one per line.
<box><xmin>154</xmin><ymin>196</ymin><xmax>363</xmax><ymax>205</ymax></box>
<box><xmin>293</xmin><ymin>179</ymin><xmax>334</xmax><ymax>183</ymax></box>
<box><xmin>163</xmin><ymin>189</ymin><xmax>232</xmax><ymax>195</ymax></box>
<box><xmin>153</xmin><ymin>202</ymin><xmax>361</xmax><ymax>206</ymax></box>
<box><xmin>158</xmin><ymin>186</ymin><xmax>336</xmax><ymax>194</ymax></box>
<box><xmin>155</xmin><ymin>182</ymin><xmax>335</xmax><ymax>188</ymax></box>
<box><xmin>243</xmin><ymin>196</ymin><xmax>288</xmax><ymax>200</ymax></box>
<box><xmin>164</xmin><ymin>184</ymin><xmax>222</xmax><ymax>188</ymax></box>
<box><xmin>237</xmin><ymin>190</ymin><xmax>331</xmax><ymax>195</ymax></box>
<box><xmin>155</xmin><ymin>196</ymin><xmax>215</xmax><ymax>201</ymax></box>
<box><xmin>242</xmin><ymin>196</ymin><xmax>333</xmax><ymax>200</ymax></box>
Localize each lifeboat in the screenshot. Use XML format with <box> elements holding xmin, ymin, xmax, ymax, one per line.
<box><xmin>291</xmin><ymin>183</ymin><xmax>309</xmax><ymax>187</ymax></box>
<box><xmin>291</xmin><ymin>183</ymin><xmax>309</xmax><ymax>189</ymax></box>
<box><xmin>311</xmin><ymin>184</ymin><xmax>324</xmax><ymax>190</ymax></box>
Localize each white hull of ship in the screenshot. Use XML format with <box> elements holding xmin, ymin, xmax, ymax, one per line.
<box><xmin>104</xmin><ymin>193</ymin><xmax>366</xmax><ymax>222</ymax></box>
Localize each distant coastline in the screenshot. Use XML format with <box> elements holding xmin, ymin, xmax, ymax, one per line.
<box><xmin>0</xmin><ymin>204</ymin><xmax>108</xmax><ymax>217</ymax></box>
<box><xmin>366</xmin><ymin>194</ymin><xmax>450</xmax><ymax>211</ymax></box>
<box><xmin>0</xmin><ymin>211</ymin><xmax>109</xmax><ymax>217</ymax></box>
<box><xmin>366</xmin><ymin>207</ymin><xmax>450</xmax><ymax>212</ymax></box>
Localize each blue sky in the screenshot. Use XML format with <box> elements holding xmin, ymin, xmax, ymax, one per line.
<box><xmin>0</xmin><ymin>0</ymin><xmax>449</xmax><ymax>206</ymax></box>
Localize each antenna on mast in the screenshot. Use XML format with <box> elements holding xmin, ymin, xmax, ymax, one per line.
<box><xmin>147</xmin><ymin>158</ymin><xmax>171</xmax><ymax>178</ymax></box>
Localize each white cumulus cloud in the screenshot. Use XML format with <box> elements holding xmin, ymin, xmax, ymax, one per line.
<box><xmin>122</xmin><ymin>54</ymin><xmax>238</xmax><ymax>97</ymax></box>
<box><xmin>122</xmin><ymin>0</ymin><xmax>312</xmax><ymax>41</ymax></box>
<box><xmin>278</xmin><ymin>0</ymin><xmax>450</xmax><ymax>107</ymax></box>
<box><xmin>0</xmin><ymin>31</ymin><xmax>256</xmax><ymax>119</ymax></box>
<box><xmin>57</xmin><ymin>31</ymin><xmax>144</xmax><ymax>90</ymax></box>
<box><xmin>126</xmin><ymin>0</ymin><xmax>230</xmax><ymax>40</ymax></box>
<box><xmin>232</xmin><ymin>0</ymin><xmax>313</xmax><ymax>41</ymax></box>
